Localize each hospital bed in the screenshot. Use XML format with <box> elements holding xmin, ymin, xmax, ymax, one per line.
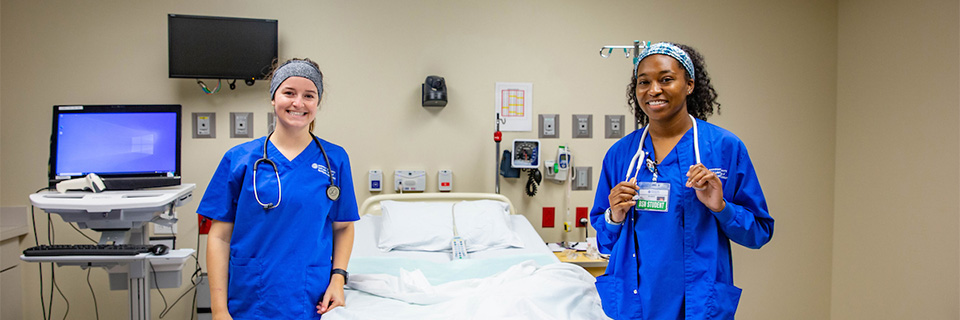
<box><xmin>324</xmin><ymin>193</ymin><xmax>610</xmax><ymax>320</ymax></box>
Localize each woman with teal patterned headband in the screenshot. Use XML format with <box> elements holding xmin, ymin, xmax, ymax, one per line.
<box><xmin>590</xmin><ymin>42</ymin><xmax>775</xmax><ymax>319</ymax></box>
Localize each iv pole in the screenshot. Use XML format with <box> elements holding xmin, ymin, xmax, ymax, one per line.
<box><xmin>599</xmin><ymin>40</ymin><xmax>650</xmax><ymax>130</ymax></box>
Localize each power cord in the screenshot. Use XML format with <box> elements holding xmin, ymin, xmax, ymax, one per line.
<box><xmin>86</xmin><ymin>268</ymin><xmax>99</xmax><ymax>320</ymax></box>
<box><xmin>197</xmin><ymin>79</ymin><xmax>222</xmax><ymax>95</ymax></box>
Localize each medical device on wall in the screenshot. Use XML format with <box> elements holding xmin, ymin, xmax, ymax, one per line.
<box><xmin>494</xmin><ymin>114</ymin><xmax>506</xmax><ymax>192</ymax></box>
<box><xmin>511</xmin><ymin>139</ymin><xmax>541</xmax><ymax>169</ymax></box>
<box><xmin>438</xmin><ymin>170</ymin><xmax>453</xmax><ymax>192</ymax></box>
<box><xmin>50</xmin><ymin>105</ymin><xmax>182</xmax><ymax>190</ymax></box>
<box><xmin>544</xmin><ymin>145</ymin><xmax>572</xmax><ymax>183</ymax></box>
<box><xmin>395</xmin><ymin>170</ymin><xmax>426</xmax><ymax>192</ymax></box>
<box><xmin>422</xmin><ymin>75</ymin><xmax>447</xmax><ymax>107</ymax></box>
<box><xmin>369</xmin><ymin>170</ymin><xmax>383</xmax><ymax>192</ymax></box>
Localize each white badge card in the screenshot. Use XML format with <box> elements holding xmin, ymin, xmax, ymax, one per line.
<box><xmin>635</xmin><ymin>182</ymin><xmax>670</xmax><ymax>212</ymax></box>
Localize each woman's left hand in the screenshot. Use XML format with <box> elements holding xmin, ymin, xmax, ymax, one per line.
<box><xmin>316</xmin><ymin>277</ymin><xmax>346</xmax><ymax>314</ymax></box>
<box><xmin>686</xmin><ymin>164</ymin><xmax>725</xmax><ymax>212</ymax></box>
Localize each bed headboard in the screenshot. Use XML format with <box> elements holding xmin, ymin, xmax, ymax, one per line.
<box><xmin>358</xmin><ymin>193</ymin><xmax>517</xmax><ymax>216</ymax></box>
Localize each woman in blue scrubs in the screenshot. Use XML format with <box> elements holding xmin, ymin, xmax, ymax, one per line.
<box><xmin>590</xmin><ymin>42</ymin><xmax>775</xmax><ymax>319</ymax></box>
<box><xmin>199</xmin><ymin>58</ymin><xmax>359</xmax><ymax>319</ymax></box>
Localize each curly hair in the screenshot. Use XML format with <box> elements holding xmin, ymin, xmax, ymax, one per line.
<box><xmin>626</xmin><ymin>44</ymin><xmax>720</xmax><ymax>127</ymax></box>
<box><xmin>266</xmin><ymin>57</ymin><xmax>324</xmax><ymax>132</ymax></box>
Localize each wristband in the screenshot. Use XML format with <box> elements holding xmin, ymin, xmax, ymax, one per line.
<box><xmin>331</xmin><ymin>268</ymin><xmax>348</xmax><ymax>284</ymax></box>
<box><xmin>604</xmin><ymin>208</ymin><xmax>623</xmax><ymax>225</ymax></box>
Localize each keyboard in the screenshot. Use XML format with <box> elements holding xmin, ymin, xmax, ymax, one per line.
<box><xmin>23</xmin><ymin>244</ymin><xmax>154</xmax><ymax>256</ymax></box>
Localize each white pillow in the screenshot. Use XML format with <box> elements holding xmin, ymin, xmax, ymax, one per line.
<box><xmin>453</xmin><ymin>200</ymin><xmax>524</xmax><ymax>252</ymax></box>
<box><xmin>377</xmin><ymin>200</ymin><xmax>453</xmax><ymax>252</ymax></box>
<box><xmin>376</xmin><ymin>199</ymin><xmax>525</xmax><ymax>253</ymax></box>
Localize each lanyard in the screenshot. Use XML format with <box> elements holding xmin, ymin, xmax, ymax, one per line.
<box><xmin>624</xmin><ymin>114</ymin><xmax>701</xmax><ymax>182</ymax></box>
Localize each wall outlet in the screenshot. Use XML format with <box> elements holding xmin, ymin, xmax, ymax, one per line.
<box><xmin>230</xmin><ymin>112</ymin><xmax>254</xmax><ymax>138</ymax></box>
<box><xmin>572</xmin><ymin>166</ymin><xmax>592</xmax><ymax>190</ymax></box>
<box><xmin>369</xmin><ymin>170</ymin><xmax>383</xmax><ymax>192</ymax></box>
<box><xmin>572</xmin><ymin>114</ymin><xmax>592</xmax><ymax>138</ymax></box>
<box><xmin>192</xmin><ymin>112</ymin><xmax>216</xmax><ymax>139</ymax></box>
<box><xmin>576</xmin><ymin>207</ymin><xmax>589</xmax><ymax>227</ymax></box>
<box><xmin>605</xmin><ymin>115</ymin><xmax>625</xmax><ymax>138</ymax></box>
<box><xmin>538</xmin><ymin>114</ymin><xmax>559</xmax><ymax>138</ymax></box>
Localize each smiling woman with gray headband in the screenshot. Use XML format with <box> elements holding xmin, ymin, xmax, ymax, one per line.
<box><xmin>199</xmin><ymin>58</ymin><xmax>360</xmax><ymax>319</ymax></box>
<box><xmin>590</xmin><ymin>43</ymin><xmax>775</xmax><ymax>319</ymax></box>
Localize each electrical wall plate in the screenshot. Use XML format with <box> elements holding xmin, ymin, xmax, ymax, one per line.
<box><xmin>230</xmin><ymin>112</ymin><xmax>254</xmax><ymax>138</ymax></box>
<box><xmin>605</xmin><ymin>115</ymin><xmax>625</xmax><ymax>138</ymax></box>
<box><xmin>572</xmin><ymin>166</ymin><xmax>592</xmax><ymax>191</ymax></box>
<box><xmin>538</xmin><ymin>114</ymin><xmax>559</xmax><ymax>138</ymax></box>
<box><xmin>572</xmin><ymin>114</ymin><xmax>593</xmax><ymax>138</ymax></box>
<box><xmin>192</xmin><ymin>112</ymin><xmax>216</xmax><ymax>139</ymax></box>
<box><xmin>267</xmin><ymin>113</ymin><xmax>276</xmax><ymax>134</ymax></box>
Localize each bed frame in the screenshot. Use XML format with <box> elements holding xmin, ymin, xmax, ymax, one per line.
<box><xmin>358</xmin><ymin>193</ymin><xmax>517</xmax><ymax>216</ymax></box>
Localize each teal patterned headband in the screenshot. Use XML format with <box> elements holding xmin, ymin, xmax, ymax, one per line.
<box><xmin>634</xmin><ymin>42</ymin><xmax>695</xmax><ymax>80</ymax></box>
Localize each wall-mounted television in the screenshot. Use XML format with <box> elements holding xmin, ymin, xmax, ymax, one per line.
<box><xmin>168</xmin><ymin>14</ymin><xmax>278</xmax><ymax>81</ymax></box>
<box><xmin>49</xmin><ymin>105</ymin><xmax>182</xmax><ymax>190</ymax></box>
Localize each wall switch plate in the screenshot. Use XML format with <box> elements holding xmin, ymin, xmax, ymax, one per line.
<box><xmin>572</xmin><ymin>114</ymin><xmax>593</xmax><ymax>138</ymax></box>
<box><xmin>542</xmin><ymin>207</ymin><xmax>555</xmax><ymax>228</ymax></box>
<box><xmin>538</xmin><ymin>114</ymin><xmax>559</xmax><ymax>138</ymax></box>
<box><xmin>267</xmin><ymin>113</ymin><xmax>276</xmax><ymax>133</ymax></box>
<box><xmin>230</xmin><ymin>112</ymin><xmax>253</xmax><ymax>138</ymax></box>
<box><xmin>572</xmin><ymin>166</ymin><xmax>592</xmax><ymax>190</ymax></box>
<box><xmin>605</xmin><ymin>115</ymin><xmax>625</xmax><ymax>138</ymax></box>
<box><xmin>369</xmin><ymin>170</ymin><xmax>383</xmax><ymax>192</ymax></box>
<box><xmin>192</xmin><ymin>112</ymin><xmax>216</xmax><ymax>139</ymax></box>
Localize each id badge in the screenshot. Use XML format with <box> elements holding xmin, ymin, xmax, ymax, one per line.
<box><xmin>635</xmin><ymin>182</ymin><xmax>670</xmax><ymax>212</ymax></box>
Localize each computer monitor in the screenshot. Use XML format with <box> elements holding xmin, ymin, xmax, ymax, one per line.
<box><xmin>48</xmin><ymin>105</ymin><xmax>182</xmax><ymax>190</ymax></box>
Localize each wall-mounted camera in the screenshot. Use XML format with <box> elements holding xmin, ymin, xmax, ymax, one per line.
<box><xmin>422</xmin><ymin>75</ymin><xmax>447</xmax><ymax>107</ymax></box>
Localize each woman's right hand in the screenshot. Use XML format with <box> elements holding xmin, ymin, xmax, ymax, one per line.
<box><xmin>213</xmin><ymin>312</ymin><xmax>233</xmax><ymax>320</ymax></box>
<box><xmin>607</xmin><ymin>178</ymin><xmax>638</xmax><ymax>223</ymax></box>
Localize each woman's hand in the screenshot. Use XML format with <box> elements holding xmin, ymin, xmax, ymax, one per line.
<box><xmin>316</xmin><ymin>276</ymin><xmax>346</xmax><ymax>314</ymax></box>
<box><xmin>607</xmin><ymin>177</ymin><xmax>638</xmax><ymax>223</ymax></box>
<box><xmin>686</xmin><ymin>164</ymin><xmax>725</xmax><ymax>212</ymax></box>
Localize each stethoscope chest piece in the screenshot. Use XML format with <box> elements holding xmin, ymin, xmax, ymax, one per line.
<box><xmin>326</xmin><ymin>185</ymin><xmax>341</xmax><ymax>201</ymax></box>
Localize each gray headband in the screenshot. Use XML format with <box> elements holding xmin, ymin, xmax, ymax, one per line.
<box><xmin>269</xmin><ymin>60</ymin><xmax>323</xmax><ymax>100</ymax></box>
<box><xmin>635</xmin><ymin>42</ymin><xmax>695</xmax><ymax>80</ymax></box>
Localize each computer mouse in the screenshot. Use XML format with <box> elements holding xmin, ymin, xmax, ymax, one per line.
<box><xmin>150</xmin><ymin>244</ymin><xmax>170</xmax><ymax>256</ymax></box>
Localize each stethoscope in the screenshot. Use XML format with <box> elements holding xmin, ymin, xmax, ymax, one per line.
<box><xmin>253</xmin><ymin>131</ymin><xmax>340</xmax><ymax>210</ymax></box>
<box><xmin>625</xmin><ymin>114</ymin><xmax>702</xmax><ymax>183</ymax></box>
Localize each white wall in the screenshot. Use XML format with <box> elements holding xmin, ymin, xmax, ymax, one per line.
<box><xmin>832</xmin><ymin>0</ymin><xmax>960</xmax><ymax>318</ymax></box>
<box><xmin>0</xmin><ymin>0</ymin><xmax>855</xmax><ymax>319</ymax></box>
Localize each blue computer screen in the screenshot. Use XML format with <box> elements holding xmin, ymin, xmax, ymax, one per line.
<box><xmin>55</xmin><ymin>112</ymin><xmax>178</xmax><ymax>177</ymax></box>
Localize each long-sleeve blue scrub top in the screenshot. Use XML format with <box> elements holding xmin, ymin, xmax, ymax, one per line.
<box><xmin>198</xmin><ymin>136</ymin><xmax>359</xmax><ymax>320</ymax></box>
<box><xmin>590</xmin><ymin>119</ymin><xmax>774</xmax><ymax>320</ymax></box>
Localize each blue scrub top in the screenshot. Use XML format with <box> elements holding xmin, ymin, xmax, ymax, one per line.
<box><xmin>590</xmin><ymin>119</ymin><xmax>774</xmax><ymax>320</ymax></box>
<box><xmin>198</xmin><ymin>136</ymin><xmax>359</xmax><ymax>320</ymax></box>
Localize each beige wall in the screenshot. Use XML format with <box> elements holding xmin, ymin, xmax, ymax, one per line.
<box><xmin>833</xmin><ymin>0</ymin><xmax>960</xmax><ymax>319</ymax></box>
<box><xmin>1</xmin><ymin>0</ymin><xmax>924</xmax><ymax>319</ymax></box>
